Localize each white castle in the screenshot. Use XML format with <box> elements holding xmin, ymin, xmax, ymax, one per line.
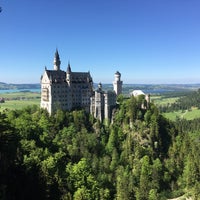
<box><xmin>40</xmin><ymin>50</ymin><xmax>123</xmax><ymax>121</ymax></box>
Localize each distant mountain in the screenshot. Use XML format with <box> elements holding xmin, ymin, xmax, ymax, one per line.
<box><xmin>0</xmin><ymin>82</ymin><xmax>40</xmax><ymax>90</ymax></box>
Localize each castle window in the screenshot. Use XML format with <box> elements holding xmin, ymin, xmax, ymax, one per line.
<box><xmin>42</xmin><ymin>88</ymin><xmax>49</xmax><ymax>101</ymax></box>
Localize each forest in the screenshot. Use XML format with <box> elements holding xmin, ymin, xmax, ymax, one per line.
<box><xmin>158</xmin><ymin>89</ymin><xmax>200</xmax><ymax>112</ymax></box>
<box><xmin>0</xmin><ymin>94</ymin><xmax>200</xmax><ymax>200</ymax></box>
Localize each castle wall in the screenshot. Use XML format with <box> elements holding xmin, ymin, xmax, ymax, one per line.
<box><xmin>41</xmin><ymin>50</ymin><xmax>122</xmax><ymax>122</ymax></box>
<box><xmin>41</xmin><ymin>69</ymin><xmax>93</xmax><ymax>114</ymax></box>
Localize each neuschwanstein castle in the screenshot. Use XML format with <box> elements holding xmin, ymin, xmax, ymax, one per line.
<box><xmin>40</xmin><ymin>49</ymin><xmax>122</xmax><ymax>121</ymax></box>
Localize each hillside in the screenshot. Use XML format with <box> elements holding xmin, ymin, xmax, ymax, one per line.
<box><xmin>0</xmin><ymin>95</ymin><xmax>200</xmax><ymax>199</ymax></box>
<box><xmin>161</xmin><ymin>89</ymin><xmax>200</xmax><ymax>111</ymax></box>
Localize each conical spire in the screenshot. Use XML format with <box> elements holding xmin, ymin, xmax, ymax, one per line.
<box><xmin>67</xmin><ymin>61</ymin><xmax>71</xmax><ymax>73</ymax></box>
<box><xmin>66</xmin><ymin>61</ymin><xmax>71</xmax><ymax>84</ymax></box>
<box><xmin>55</xmin><ymin>48</ymin><xmax>60</xmax><ymax>60</ymax></box>
<box><xmin>54</xmin><ymin>49</ymin><xmax>61</xmax><ymax>71</ymax></box>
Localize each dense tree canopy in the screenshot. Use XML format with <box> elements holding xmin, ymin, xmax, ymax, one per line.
<box><xmin>0</xmin><ymin>95</ymin><xmax>200</xmax><ymax>199</ymax></box>
<box><xmin>159</xmin><ymin>89</ymin><xmax>200</xmax><ymax>112</ymax></box>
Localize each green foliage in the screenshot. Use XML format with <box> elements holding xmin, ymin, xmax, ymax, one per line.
<box><xmin>163</xmin><ymin>108</ymin><xmax>200</xmax><ymax>121</ymax></box>
<box><xmin>1</xmin><ymin>97</ymin><xmax>200</xmax><ymax>199</ymax></box>
<box><xmin>149</xmin><ymin>189</ymin><xmax>159</xmax><ymax>200</ymax></box>
<box><xmin>158</xmin><ymin>89</ymin><xmax>200</xmax><ymax>114</ymax></box>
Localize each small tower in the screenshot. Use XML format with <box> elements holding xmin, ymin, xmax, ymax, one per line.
<box><xmin>98</xmin><ymin>82</ymin><xmax>102</xmax><ymax>91</ymax></box>
<box><xmin>113</xmin><ymin>71</ymin><xmax>123</xmax><ymax>95</ymax></box>
<box><xmin>66</xmin><ymin>61</ymin><xmax>71</xmax><ymax>84</ymax></box>
<box><xmin>94</xmin><ymin>83</ymin><xmax>104</xmax><ymax>122</ymax></box>
<box><xmin>53</xmin><ymin>49</ymin><xmax>61</xmax><ymax>71</ymax></box>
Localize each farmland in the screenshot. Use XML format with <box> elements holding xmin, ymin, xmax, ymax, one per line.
<box><xmin>152</xmin><ymin>91</ymin><xmax>200</xmax><ymax>121</ymax></box>
<box><xmin>162</xmin><ymin>107</ymin><xmax>200</xmax><ymax>121</ymax></box>
<box><xmin>1</xmin><ymin>84</ymin><xmax>200</xmax><ymax>121</ymax></box>
<box><xmin>0</xmin><ymin>91</ymin><xmax>40</xmax><ymax>111</ymax></box>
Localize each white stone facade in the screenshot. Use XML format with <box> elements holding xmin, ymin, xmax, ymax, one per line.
<box><xmin>40</xmin><ymin>50</ymin><xmax>93</xmax><ymax>114</ymax></box>
<box><xmin>41</xmin><ymin>50</ymin><xmax>123</xmax><ymax>121</ymax></box>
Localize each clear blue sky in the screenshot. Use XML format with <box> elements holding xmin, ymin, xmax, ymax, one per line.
<box><xmin>1</xmin><ymin>0</ymin><xmax>200</xmax><ymax>84</ymax></box>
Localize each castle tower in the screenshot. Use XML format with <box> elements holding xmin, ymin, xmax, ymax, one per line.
<box><xmin>94</xmin><ymin>83</ymin><xmax>104</xmax><ymax>122</ymax></box>
<box><xmin>113</xmin><ymin>71</ymin><xmax>123</xmax><ymax>95</ymax></box>
<box><xmin>98</xmin><ymin>82</ymin><xmax>102</xmax><ymax>91</ymax></box>
<box><xmin>53</xmin><ymin>49</ymin><xmax>61</xmax><ymax>71</ymax></box>
<box><xmin>66</xmin><ymin>61</ymin><xmax>71</xmax><ymax>84</ymax></box>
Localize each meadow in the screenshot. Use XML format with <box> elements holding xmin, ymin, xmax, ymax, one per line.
<box><xmin>0</xmin><ymin>91</ymin><xmax>40</xmax><ymax>99</ymax></box>
<box><xmin>1</xmin><ymin>91</ymin><xmax>200</xmax><ymax>121</ymax></box>
<box><xmin>152</xmin><ymin>94</ymin><xmax>200</xmax><ymax>121</ymax></box>
<box><xmin>151</xmin><ymin>96</ymin><xmax>179</xmax><ymax>106</ymax></box>
<box><xmin>163</xmin><ymin>107</ymin><xmax>200</xmax><ymax>121</ymax></box>
<box><xmin>0</xmin><ymin>91</ymin><xmax>40</xmax><ymax>111</ymax></box>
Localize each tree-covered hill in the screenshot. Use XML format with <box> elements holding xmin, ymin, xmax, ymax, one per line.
<box><xmin>0</xmin><ymin>96</ymin><xmax>200</xmax><ymax>199</ymax></box>
<box><xmin>159</xmin><ymin>89</ymin><xmax>200</xmax><ymax>112</ymax></box>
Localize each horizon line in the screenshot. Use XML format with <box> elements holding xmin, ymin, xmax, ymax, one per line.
<box><xmin>1</xmin><ymin>82</ymin><xmax>200</xmax><ymax>85</ymax></box>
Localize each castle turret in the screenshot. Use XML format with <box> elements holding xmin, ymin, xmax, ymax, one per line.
<box><xmin>54</xmin><ymin>49</ymin><xmax>61</xmax><ymax>71</ymax></box>
<box><xmin>98</xmin><ymin>82</ymin><xmax>102</xmax><ymax>91</ymax></box>
<box><xmin>66</xmin><ymin>62</ymin><xmax>71</xmax><ymax>83</ymax></box>
<box><xmin>94</xmin><ymin>83</ymin><xmax>104</xmax><ymax>121</ymax></box>
<box><xmin>113</xmin><ymin>71</ymin><xmax>123</xmax><ymax>95</ymax></box>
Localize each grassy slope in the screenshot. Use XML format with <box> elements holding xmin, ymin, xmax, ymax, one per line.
<box><xmin>163</xmin><ymin>109</ymin><xmax>200</xmax><ymax>121</ymax></box>
<box><xmin>0</xmin><ymin>92</ymin><xmax>40</xmax><ymax>99</ymax></box>
<box><xmin>151</xmin><ymin>96</ymin><xmax>179</xmax><ymax>106</ymax></box>
<box><xmin>0</xmin><ymin>92</ymin><xmax>40</xmax><ymax>111</ymax></box>
<box><xmin>152</xmin><ymin>95</ymin><xmax>200</xmax><ymax>121</ymax></box>
<box><xmin>0</xmin><ymin>99</ymin><xmax>40</xmax><ymax>111</ymax></box>
<box><xmin>1</xmin><ymin>92</ymin><xmax>200</xmax><ymax>121</ymax></box>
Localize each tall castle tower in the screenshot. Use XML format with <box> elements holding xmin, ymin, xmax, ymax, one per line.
<box><xmin>113</xmin><ymin>71</ymin><xmax>123</xmax><ymax>95</ymax></box>
<box><xmin>94</xmin><ymin>83</ymin><xmax>104</xmax><ymax>122</ymax></box>
<box><xmin>54</xmin><ymin>49</ymin><xmax>61</xmax><ymax>71</ymax></box>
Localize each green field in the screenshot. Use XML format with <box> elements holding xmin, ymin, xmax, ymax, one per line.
<box><xmin>163</xmin><ymin>108</ymin><xmax>200</xmax><ymax>121</ymax></box>
<box><xmin>0</xmin><ymin>91</ymin><xmax>40</xmax><ymax>99</ymax></box>
<box><xmin>1</xmin><ymin>92</ymin><xmax>200</xmax><ymax>121</ymax></box>
<box><xmin>152</xmin><ymin>94</ymin><xmax>200</xmax><ymax>121</ymax></box>
<box><xmin>151</xmin><ymin>96</ymin><xmax>179</xmax><ymax>106</ymax></box>
<box><xmin>0</xmin><ymin>99</ymin><xmax>40</xmax><ymax>111</ymax></box>
<box><xmin>0</xmin><ymin>92</ymin><xmax>40</xmax><ymax>111</ymax></box>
